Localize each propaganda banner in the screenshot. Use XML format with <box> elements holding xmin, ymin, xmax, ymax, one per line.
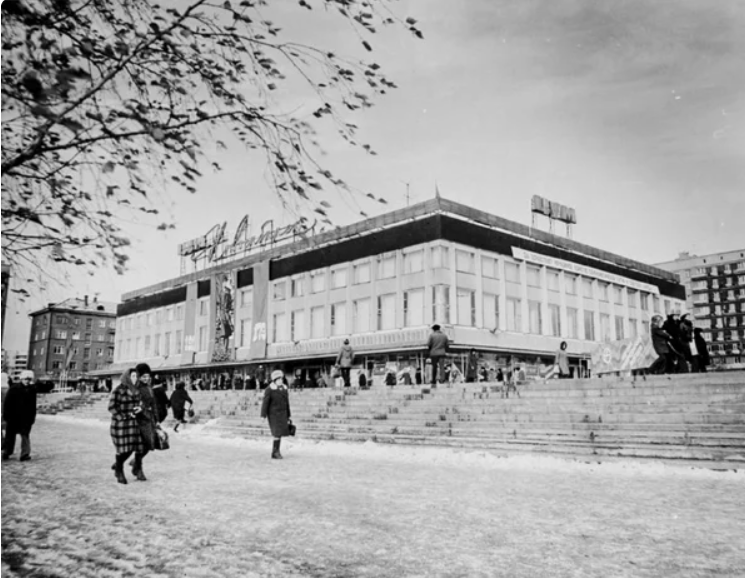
<box><xmin>211</xmin><ymin>271</ymin><xmax>236</xmax><ymax>362</ymax></box>
<box><xmin>591</xmin><ymin>335</ymin><xmax>658</xmax><ymax>374</ymax></box>
<box><xmin>250</xmin><ymin>260</ymin><xmax>270</xmax><ymax>359</ymax></box>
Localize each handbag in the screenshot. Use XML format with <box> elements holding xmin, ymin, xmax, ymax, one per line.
<box><xmin>154</xmin><ymin>425</ymin><xmax>170</xmax><ymax>451</ymax></box>
<box><xmin>288</xmin><ymin>419</ymin><xmax>297</xmax><ymax>437</ymax></box>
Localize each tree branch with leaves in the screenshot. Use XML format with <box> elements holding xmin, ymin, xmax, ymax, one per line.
<box><xmin>1</xmin><ymin>0</ymin><xmax>423</xmax><ymax>291</ymax></box>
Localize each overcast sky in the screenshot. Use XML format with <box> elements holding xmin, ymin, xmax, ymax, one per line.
<box><xmin>3</xmin><ymin>0</ymin><xmax>744</xmax><ymax>352</ymax></box>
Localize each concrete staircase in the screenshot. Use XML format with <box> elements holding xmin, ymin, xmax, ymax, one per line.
<box><xmin>38</xmin><ymin>373</ymin><xmax>745</xmax><ymax>467</ymax></box>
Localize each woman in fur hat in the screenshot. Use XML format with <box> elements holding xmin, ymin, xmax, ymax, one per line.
<box><xmin>108</xmin><ymin>363</ymin><xmax>157</xmax><ymax>484</ymax></box>
<box><xmin>260</xmin><ymin>369</ymin><xmax>291</xmax><ymax>459</ymax></box>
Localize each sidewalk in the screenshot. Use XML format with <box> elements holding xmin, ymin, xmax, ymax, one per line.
<box><xmin>2</xmin><ymin>416</ymin><xmax>744</xmax><ymax>577</ymax></box>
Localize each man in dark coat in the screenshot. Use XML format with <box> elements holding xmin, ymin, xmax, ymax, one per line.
<box><xmin>426</xmin><ymin>324</ymin><xmax>450</xmax><ymax>385</ymax></box>
<box><xmin>2</xmin><ymin>370</ymin><xmax>37</xmax><ymax>461</ymax></box>
<box><xmin>649</xmin><ymin>315</ymin><xmax>674</xmax><ymax>375</ymax></box>
<box><xmin>693</xmin><ymin>328</ymin><xmax>710</xmax><ymax>372</ymax></box>
<box><xmin>466</xmin><ymin>349</ymin><xmax>479</xmax><ymax>383</ymax></box>
<box><xmin>260</xmin><ymin>369</ymin><xmax>291</xmax><ymax>459</ymax></box>
<box><xmin>662</xmin><ymin>313</ymin><xmax>688</xmax><ymax>373</ymax></box>
<box><xmin>152</xmin><ymin>379</ymin><xmax>170</xmax><ymax>423</ymax></box>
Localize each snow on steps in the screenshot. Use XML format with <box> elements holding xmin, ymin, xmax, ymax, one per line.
<box><xmin>38</xmin><ymin>372</ymin><xmax>745</xmax><ymax>466</ymax></box>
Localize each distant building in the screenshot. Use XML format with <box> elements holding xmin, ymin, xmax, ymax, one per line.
<box><xmin>1</xmin><ymin>350</ymin><xmax>28</xmax><ymax>382</ymax></box>
<box><xmin>656</xmin><ymin>250</ymin><xmax>745</xmax><ymax>369</ymax></box>
<box><xmin>94</xmin><ymin>197</ymin><xmax>685</xmax><ymax>386</ymax></box>
<box><xmin>27</xmin><ymin>296</ymin><xmax>117</xmax><ymax>387</ymax></box>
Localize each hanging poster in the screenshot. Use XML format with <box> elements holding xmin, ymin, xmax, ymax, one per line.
<box><xmin>250</xmin><ymin>260</ymin><xmax>270</xmax><ymax>359</ymax></box>
<box><xmin>211</xmin><ymin>272</ymin><xmax>236</xmax><ymax>362</ymax></box>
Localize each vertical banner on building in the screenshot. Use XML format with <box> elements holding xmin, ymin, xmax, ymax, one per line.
<box><xmin>211</xmin><ymin>271</ymin><xmax>236</xmax><ymax>362</ymax></box>
<box><xmin>250</xmin><ymin>260</ymin><xmax>270</xmax><ymax>359</ymax></box>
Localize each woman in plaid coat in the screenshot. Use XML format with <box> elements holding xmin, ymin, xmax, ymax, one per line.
<box><xmin>109</xmin><ymin>364</ymin><xmax>157</xmax><ymax>484</ymax></box>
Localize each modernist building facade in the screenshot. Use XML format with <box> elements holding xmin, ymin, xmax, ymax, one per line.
<box><xmin>27</xmin><ymin>296</ymin><xmax>117</xmax><ymax>386</ymax></box>
<box><xmin>98</xmin><ymin>197</ymin><xmax>686</xmax><ymax>386</ymax></box>
<box><xmin>656</xmin><ymin>249</ymin><xmax>745</xmax><ymax>368</ymax></box>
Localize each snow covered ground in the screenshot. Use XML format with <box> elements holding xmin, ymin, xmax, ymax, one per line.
<box><xmin>2</xmin><ymin>415</ymin><xmax>744</xmax><ymax>578</ymax></box>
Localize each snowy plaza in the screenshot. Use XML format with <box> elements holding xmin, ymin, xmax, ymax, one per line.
<box><xmin>2</xmin><ymin>416</ymin><xmax>744</xmax><ymax>578</ymax></box>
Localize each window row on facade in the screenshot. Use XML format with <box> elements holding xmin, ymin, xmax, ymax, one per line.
<box><xmin>32</xmin><ymin>330</ymin><xmax>116</xmax><ymax>343</ymax></box>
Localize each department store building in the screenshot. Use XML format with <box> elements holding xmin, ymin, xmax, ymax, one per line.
<box><xmin>93</xmin><ymin>197</ymin><xmax>686</xmax><ymax>386</ymax></box>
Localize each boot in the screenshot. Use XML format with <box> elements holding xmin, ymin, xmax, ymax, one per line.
<box><xmin>271</xmin><ymin>439</ymin><xmax>283</xmax><ymax>459</ymax></box>
<box><xmin>114</xmin><ymin>455</ymin><xmax>128</xmax><ymax>485</ymax></box>
<box><xmin>131</xmin><ymin>453</ymin><xmax>147</xmax><ymax>481</ymax></box>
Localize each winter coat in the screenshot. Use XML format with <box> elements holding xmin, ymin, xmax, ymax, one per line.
<box><xmin>336</xmin><ymin>344</ymin><xmax>355</xmax><ymax>368</ymax></box>
<box><xmin>152</xmin><ymin>385</ymin><xmax>170</xmax><ymax>423</ymax></box>
<box><xmin>427</xmin><ymin>330</ymin><xmax>449</xmax><ymax>358</ymax></box>
<box><xmin>554</xmin><ymin>350</ymin><xmax>570</xmax><ymax>375</ymax></box>
<box><xmin>170</xmin><ymin>389</ymin><xmax>193</xmax><ymax>421</ymax></box>
<box><xmin>651</xmin><ymin>326</ymin><xmax>672</xmax><ymax>356</ymax></box>
<box><xmin>109</xmin><ymin>371</ymin><xmax>156</xmax><ymax>454</ymax></box>
<box><xmin>694</xmin><ymin>331</ymin><xmax>710</xmax><ymax>366</ymax></box>
<box><xmin>466</xmin><ymin>352</ymin><xmax>479</xmax><ymax>380</ymax></box>
<box><xmin>2</xmin><ymin>382</ymin><xmax>37</xmax><ymax>431</ymax></box>
<box><xmin>260</xmin><ymin>383</ymin><xmax>291</xmax><ymax>438</ymax></box>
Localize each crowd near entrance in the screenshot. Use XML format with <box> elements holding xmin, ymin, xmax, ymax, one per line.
<box><xmin>96</xmin><ymin>349</ymin><xmax>590</xmax><ymax>392</ymax></box>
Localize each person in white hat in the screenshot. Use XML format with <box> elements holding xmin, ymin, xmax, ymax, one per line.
<box><xmin>2</xmin><ymin>370</ymin><xmax>37</xmax><ymax>461</ymax></box>
<box><xmin>260</xmin><ymin>369</ymin><xmax>291</xmax><ymax>459</ymax></box>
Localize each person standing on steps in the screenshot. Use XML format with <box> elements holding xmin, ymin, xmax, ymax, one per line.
<box><xmin>426</xmin><ymin>324</ymin><xmax>450</xmax><ymax>386</ymax></box>
<box><xmin>260</xmin><ymin>369</ymin><xmax>291</xmax><ymax>459</ymax></box>
<box><xmin>2</xmin><ymin>370</ymin><xmax>37</xmax><ymax>462</ymax></box>
<box><xmin>336</xmin><ymin>339</ymin><xmax>355</xmax><ymax>388</ymax></box>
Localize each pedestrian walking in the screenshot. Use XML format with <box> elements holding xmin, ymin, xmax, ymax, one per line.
<box><xmin>426</xmin><ymin>324</ymin><xmax>450</xmax><ymax>385</ymax></box>
<box><xmin>2</xmin><ymin>370</ymin><xmax>37</xmax><ymax>462</ymax></box>
<box><xmin>336</xmin><ymin>339</ymin><xmax>355</xmax><ymax>388</ymax></box>
<box><xmin>108</xmin><ymin>364</ymin><xmax>157</xmax><ymax>484</ymax></box>
<box><xmin>170</xmin><ymin>381</ymin><xmax>194</xmax><ymax>432</ymax></box>
<box><xmin>152</xmin><ymin>379</ymin><xmax>170</xmax><ymax>424</ymax></box>
<box><xmin>261</xmin><ymin>369</ymin><xmax>291</xmax><ymax>459</ymax></box>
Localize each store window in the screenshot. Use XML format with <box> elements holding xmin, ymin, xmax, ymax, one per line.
<box><xmin>291</xmin><ymin>310</ymin><xmax>306</xmax><ymax>341</ymax></box>
<box><xmin>482</xmin><ymin>256</ymin><xmax>499</xmax><ymax>279</ymax></box>
<box><xmin>455</xmin><ymin>250</ymin><xmax>475</xmax><ymax>274</ymax></box>
<box><xmin>403</xmin><ymin>288</ymin><xmax>425</xmax><ymax>327</ymax></box>
<box><xmin>583</xmin><ymin>310</ymin><xmax>595</xmax><ymax>341</ymax></box>
<box><xmin>505</xmin><ymin>262</ymin><xmax>521</xmax><ymax>284</ymax></box>
<box><xmin>377</xmin><ymin>253</ymin><xmax>396</xmax><ymax>278</ymax></box>
<box><xmin>456</xmin><ymin>289</ymin><xmax>476</xmax><ymax>326</ymax></box>
<box><xmin>506</xmin><ymin>297</ymin><xmax>522</xmax><ymax>331</ymax></box>
<box><xmin>310</xmin><ymin>306</ymin><xmax>325</xmax><ymax>338</ymax></box>
<box><xmin>377</xmin><ymin>294</ymin><xmax>396</xmax><ymax>330</ymax></box>
<box><xmin>353</xmin><ymin>299</ymin><xmax>371</xmax><ymax>333</ymax></box>
<box><xmin>403</xmin><ymin>249</ymin><xmax>424</xmax><ymax>274</ymax></box>
<box><xmin>330</xmin><ymin>302</ymin><xmax>347</xmax><ymax>336</ymax></box>
<box><xmin>549</xmin><ymin>304</ymin><xmax>561</xmax><ymax>337</ymax></box>
<box><xmin>331</xmin><ymin>268</ymin><xmax>347</xmax><ymax>289</ymax></box>
<box><xmin>526</xmin><ymin>266</ymin><xmax>541</xmax><ymax>288</ymax></box>
<box><xmin>430</xmin><ymin>246</ymin><xmax>449</xmax><ymax>269</ymax></box>
<box><xmin>528</xmin><ymin>300</ymin><xmax>542</xmax><ymax>334</ymax></box>
<box><xmin>353</xmin><ymin>261</ymin><xmax>371</xmax><ymax>285</ymax></box>
<box><xmin>483</xmin><ymin>293</ymin><xmax>499</xmax><ymax>331</ymax></box>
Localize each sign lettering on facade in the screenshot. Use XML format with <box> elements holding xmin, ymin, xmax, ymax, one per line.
<box><xmin>178</xmin><ymin>215</ymin><xmax>317</xmax><ymax>269</ymax></box>
<box><xmin>531</xmin><ymin>195</ymin><xmax>577</xmax><ymax>225</ymax></box>
<box><xmin>511</xmin><ymin>247</ymin><xmax>661</xmax><ymax>295</ymax></box>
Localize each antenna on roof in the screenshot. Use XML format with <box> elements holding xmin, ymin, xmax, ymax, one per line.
<box><xmin>435</xmin><ymin>183</ymin><xmax>441</xmax><ymax>200</ymax></box>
